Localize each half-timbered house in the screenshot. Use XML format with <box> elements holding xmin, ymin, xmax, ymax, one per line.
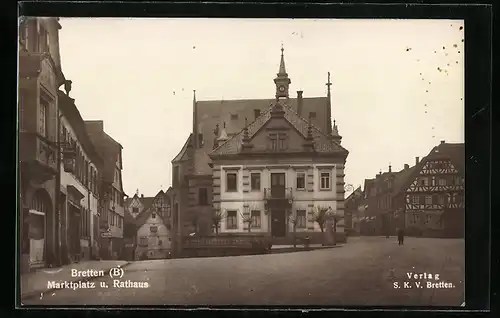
<box><xmin>403</xmin><ymin>141</ymin><xmax>465</xmax><ymax>238</ymax></box>
<box><xmin>125</xmin><ymin>190</ymin><xmax>172</xmax><ymax>259</ymax></box>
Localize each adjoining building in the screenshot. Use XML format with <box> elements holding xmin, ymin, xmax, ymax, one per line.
<box><xmin>345</xmin><ymin>186</ymin><xmax>363</xmax><ymax>235</ymax></box>
<box><xmin>353</xmin><ymin>141</ymin><xmax>464</xmax><ymax>238</ymax></box>
<box><xmin>58</xmin><ymin>91</ymin><xmax>103</xmax><ymax>263</ymax></box>
<box><xmin>19</xmin><ymin>17</ymin><xmax>67</xmax><ymax>272</ymax></box>
<box><xmin>403</xmin><ymin>141</ymin><xmax>464</xmax><ymax>238</ymax></box>
<box><xmin>124</xmin><ymin>190</ymin><xmax>172</xmax><ymax>260</ymax></box>
<box><xmin>85</xmin><ymin>121</ymin><xmax>126</xmax><ymax>259</ymax></box>
<box><xmin>170</xmin><ymin>47</ymin><xmax>349</xmax><ymax>251</ymax></box>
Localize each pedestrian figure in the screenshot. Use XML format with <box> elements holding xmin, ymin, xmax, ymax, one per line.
<box><xmin>397</xmin><ymin>227</ymin><xmax>405</xmax><ymax>245</ymax></box>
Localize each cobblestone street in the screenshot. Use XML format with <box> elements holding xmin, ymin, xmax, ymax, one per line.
<box><xmin>22</xmin><ymin>237</ymin><xmax>464</xmax><ymax>306</ymax></box>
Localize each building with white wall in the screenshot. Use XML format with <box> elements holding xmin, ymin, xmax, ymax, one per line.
<box><xmin>58</xmin><ymin>91</ymin><xmax>103</xmax><ymax>263</ymax></box>
<box><xmin>170</xmin><ymin>47</ymin><xmax>349</xmax><ymax>250</ymax></box>
<box><xmin>125</xmin><ymin>190</ymin><xmax>172</xmax><ymax>259</ymax></box>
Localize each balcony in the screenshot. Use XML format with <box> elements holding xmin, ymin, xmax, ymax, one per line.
<box><xmin>264</xmin><ymin>187</ymin><xmax>293</xmax><ymax>200</ymax></box>
<box><xmin>19</xmin><ymin>132</ymin><xmax>58</xmax><ymax>184</ymax></box>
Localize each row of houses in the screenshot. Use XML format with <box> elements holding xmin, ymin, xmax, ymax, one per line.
<box><xmin>19</xmin><ymin>17</ymin><xmax>126</xmax><ymax>273</ymax></box>
<box><xmin>167</xmin><ymin>47</ymin><xmax>350</xmax><ymax>256</ymax></box>
<box><xmin>344</xmin><ymin>141</ymin><xmax>465</xmax><ymax>238</ymax></box>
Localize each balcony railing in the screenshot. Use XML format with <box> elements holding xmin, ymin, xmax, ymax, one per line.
<box><xmin>19</xmin><ymin>132</ymin><xmax>58</xmax><ymax>178</ymax></box>
<box><xmin>264</xmin><ymin>187</ymin><xmax>293</xmax><ymax>200</ymax></box>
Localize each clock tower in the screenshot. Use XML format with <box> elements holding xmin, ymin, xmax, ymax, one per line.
<box><xmin>274</xmin><ymin>45</ymin><xmax>291</xmax><ymax>100</ymax></box>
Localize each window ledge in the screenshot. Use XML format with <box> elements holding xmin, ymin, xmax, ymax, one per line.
<box><xmin>296</xmin><ymin>188</ymin><xmax>306</xmax><ymax>191</ymax></box>
<box><xmin>319</xmin><ymin>188</ymin><xmax>332</xmax><ymax>191</ymax></box>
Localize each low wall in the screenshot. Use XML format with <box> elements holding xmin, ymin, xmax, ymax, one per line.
<box><xmin>180</xmin><ymin>233</ymin><xmax>272</xmax><ymax>258</ymax></box>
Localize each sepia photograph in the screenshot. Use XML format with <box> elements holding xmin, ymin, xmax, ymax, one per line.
<box><xmin>18</xmin><ymin>17</ymin><xmax>466</xmax><ymax>307</ymax></box>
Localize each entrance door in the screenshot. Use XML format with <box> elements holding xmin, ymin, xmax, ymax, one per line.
<box><xmin>68</xmin><ymin>205</ymin><xmax>81</xmax><ymax>260</ymax></box>
<box><xmin>271</xmin><ymin>173</ymin><xmax>286</xmax><ymax>198</ymax></box>
<box><xmin>271</xmin><ymin>209</ymin><xmax>286</xmax><ymax>237</ymax></box>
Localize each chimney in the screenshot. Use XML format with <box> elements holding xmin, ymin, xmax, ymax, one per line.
<box><xmin>297</xmin><ymin>91</ymin><xmax>303</xmax><ymax>116</ymax></box>
<box><xmin>388</xmin><ymin>165</ymin><xmax>392</xmax><ymax>173</ymax></box>
<box><xmin>404</xmin><ymin>164</ymin><xmax>409</xmax><ymax>170</ymax></box>
<box><xmin>415</xmin><ymin>157</ymin><xmax>420</xmax><ymax>164</ymax></box>
<box><xmin>440</xmin><ymin>140</ymin><xmax>445</xmax><ymax>144</ymax></box>
<box><xmin>141</xmin><ymin>194</ymin><xmax>144</xmax><ymax>198</ymax></box>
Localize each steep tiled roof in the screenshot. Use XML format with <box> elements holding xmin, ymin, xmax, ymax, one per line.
<box><xmin>172</xmin><ymin>134</ymin><xmax>192</xmax><ymax>163</ymax></box>
<box><xmin>210</xmin><ymin>103</ymin><xmax>347</xmax><ymax>157</ymax></box>
<box><xmin>134</xmin><ymin>190</ymin><xmax>169</xmax><ymax>228</ymax></box>
<box><xmin>85</xmin><ymin>121</ymin><xmax>123</xmax><ymax>185</ymax></box>
<box><xmin>426</xmin><ymin>142</ymin><xmax>465</xmax><ymax>173</ymax></box>
<box><xmin>392</xmin><ymin>166</ymin><xmax>417</xmax><ymax>195</ymax></box>
<box><xmin>400</xmin><ymin>142</ymin><xmax>464</xmax><ymax>193</ymax></box>
<box><xmin>58</xmin><ymin>91</ymin><xmax>103</xmax><ymax>167</ymax></box>
<box><xmin>196</xmin><ymin>97</ymin><xmax>331</xmax><ymax>150</ymax></box>
<box><xmin>172</xmin><ymin>95</ymin><xmax>338</xmax><ymax>175</ymax></box>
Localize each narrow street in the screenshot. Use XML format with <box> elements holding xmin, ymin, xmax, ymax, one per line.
<box><xmin>22</xmin><ymin>237</ymin><xmax>464</xmax><ymax>306</ymax></box>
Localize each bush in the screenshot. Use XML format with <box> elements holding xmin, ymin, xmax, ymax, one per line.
<box><xmin>139</xmin><ymin>251</ymin><xmax>148</xmax><ymax>260</ymax></box>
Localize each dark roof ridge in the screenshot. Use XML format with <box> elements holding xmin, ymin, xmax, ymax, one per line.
<box><xmin>210</xmin><ymin>101</ymin><xmax>346</xmax><ymax>155</ymax></box>
<box><xmin>197</xmin><ymin>96</ymin><xmax>327</xmax><ymax>103</ymax></box>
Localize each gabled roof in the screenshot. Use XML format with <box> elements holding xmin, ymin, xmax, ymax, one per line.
<box><xmin>425</xmin><ymin>142</ymin><xmax>464</xmax><ymax>173</ymax></box>
<box><xmin>133</xmin><ymin>190</ymin><xmax>169</xmax><ymax>228</ymax></box>
<box><xmin>172</xmin><ymin>96</ymin><xmax>337</xmax><ymax>174</ymax></box>
<box><xmin>58</xmin><ymin>91</ymin><xmax>103</xmax><ymax>168</ymax></box>
<box><xmin>85</xmin><ymin>121</ymin><xmax>123</xmax><ymax>185</ymax></box>
<box><xmin>401</xmin><ymin>142</ymin><xmax>465</xmax><ymax>193</ymax></box>
<box><xmin>392</xmin><ymin>165</ymin><xmax>417</xmax><ymax>195</ymax></box>
<box><xmin>209</xmin><ymin>103</ymin><xmax>348</xmax><ymax>157</ymax></box>
<box><xmin>195</xmin><ymin>97</ymin><xmax>331</xmax><ymax>151</ymax></box>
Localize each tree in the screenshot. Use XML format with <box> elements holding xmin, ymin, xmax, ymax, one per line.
<box><xmin>212</xmin><ymin>209</ymin><xmax>226</xmax><ymax>235</ymax></box>
<box><xmin>288</xmin><ymin>211</ymin><xmax>299</xmax><ymax>248</ymax></box>
<box><xmin>312</xmin><ymin>206</ymin><xmax>328</xmax><ymax>233</ymax></box>
<box><xmin>241</xmin><ymin>212</ymin><xmax>252</xmax><ymax>233</ymax></box>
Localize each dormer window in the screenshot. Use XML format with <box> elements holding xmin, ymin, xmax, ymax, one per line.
<box><xmin>254</xmin><ymin>109</ymin><xmax>260</xmax><ymax>120</ymax></box>
<box><xmin>231</xmin><ymin>114</ymin><xmax>238</xmax><ymax>120</ymax></box>
<box><xmin>132</xmin><ymin>207</ymin><xmax>139</xmax><ymax>213</ymax></box>
<box><xmin>309</xmin><ymin>112</ymin><xmax>316</xmax><ymax>119</ymax></box>
<box><xmin>268</xmin><ymin>132</ymin><xmax>288</xmax><ymax>151</ymax></box>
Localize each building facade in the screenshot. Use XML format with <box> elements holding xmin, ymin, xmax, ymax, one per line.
<box><xmin>58</xmin><ymin>91</ymin><xmax>103</xmax><ymax>263</ymax></box>
<box><xmin>18</xmin><ymin>17</ymin><xmax>67</xmax><ymax>272</ymax></box>
<box><xmin>85</xmin><ymin>121</ymin><xmax>126</xmax><ymax>259</ymax></box>
<box><xmin>170</xmin><ymin>47</ymin><xmax>349</xmax><ymax>249</ymax></box>
<box><xmin>357</xmin><ymin>163</ymin><xmax>415</xmax><ymax>236</ymax></box>
<box><xmin>344</xmin><ymin>186</ymin><xmax>362</xmax><ymax>235</ymax></box>
<box><xmin>125</xmin><ymin>190</ymin><xmax>172</xmax><ymax>260</ymax></box>
<box><xmin>404</xmin><ymin>141</ymin><xmax>465</xmax><ymax>238</ymax></box>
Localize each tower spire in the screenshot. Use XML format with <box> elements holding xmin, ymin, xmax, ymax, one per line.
<box><xmin>278</xmin><ymin>44</ymin><xmax>287</xmax><ymax>76</ymax></box>
<box><xmin>274</xmin><ymin>45</ymin><xmax>291</xmax><ymax>99</ymax></box>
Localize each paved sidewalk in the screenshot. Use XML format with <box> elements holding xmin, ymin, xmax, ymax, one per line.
<box><xmin>21</xmin><ymin>260</ymin><xmax>131</xmax><ymax>299</ymax></box>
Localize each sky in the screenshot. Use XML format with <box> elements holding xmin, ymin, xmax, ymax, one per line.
<box><xmin>58</xmin><ymin>18</ymin><xmax>465</xmax><ymax>198</ymax></box>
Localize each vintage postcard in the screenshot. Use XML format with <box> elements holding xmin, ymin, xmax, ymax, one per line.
<box><xmin>18</xmin><ymin>17</ymin><xmax>465</xmax><ymax>307</ymax></box>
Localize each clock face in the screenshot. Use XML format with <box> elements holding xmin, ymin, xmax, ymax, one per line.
<box><xmin>279</xmin><ymin>86</ymin><xmax>285</xmax><ymax>92</ymax></box>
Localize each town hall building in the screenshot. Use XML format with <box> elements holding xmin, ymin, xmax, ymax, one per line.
<box><xmin>169</xmin><ymin>47</ymin><xmax>349</xmax><ymax>253</ymax></box>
